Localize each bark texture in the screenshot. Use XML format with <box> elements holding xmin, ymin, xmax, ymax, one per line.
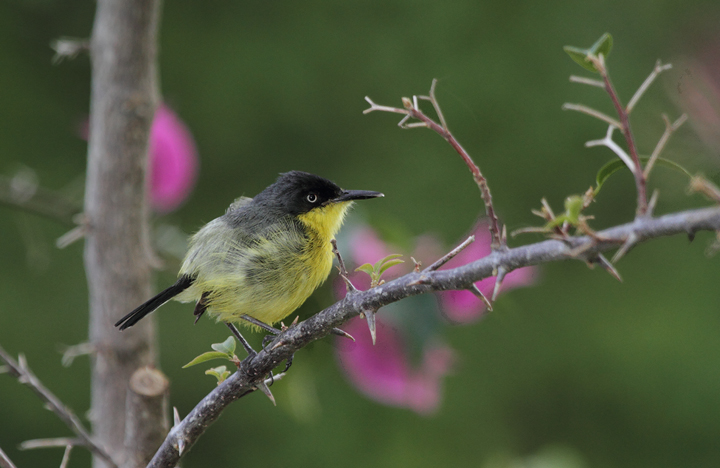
<box><xmin>85</xmin><ymin>0</ymin><xmax>163</xmax><ymax>466</ymax></box>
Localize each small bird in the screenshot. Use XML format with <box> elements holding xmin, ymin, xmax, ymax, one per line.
<box><xmin>115</xmin><ymin>171</ymin><xmax>383</xmax><ymax>337</ymax></box>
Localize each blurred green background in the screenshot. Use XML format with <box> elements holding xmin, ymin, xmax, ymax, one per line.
<box><xmin>2</xmin><ymin>1</ymin><xmax>720</xmax><ymax>467</ymax></box>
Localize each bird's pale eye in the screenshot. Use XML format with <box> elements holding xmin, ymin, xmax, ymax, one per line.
<box><xmin>306</xmin><ymin>193</ymin><xmax>318</xmax><ymax>203</ymax></box>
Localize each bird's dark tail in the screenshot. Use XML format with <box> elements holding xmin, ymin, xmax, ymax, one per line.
<box><xmin>115</xmin><ymin>275</ymin><xmax>195</xmax><ymax>330</ymax></box>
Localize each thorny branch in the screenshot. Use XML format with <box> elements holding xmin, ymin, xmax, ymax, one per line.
<box><xmin>147</xmin><ymin>205</ymin><xmax>720</xmax><ymax>468</ymax></box>
<box><xmin>0</xmin><ymin>345</ymin><xmax>117</xmax><ymax>468</ymax></box>
<box><xmin>364</xmin><ymin>79</ymin><xmax>504</xmax><ymax>251</ymax></box>
<box><xmin>566</xmin><ymin>56</ymin><xmax>678</xmax><ymax>218</ymax></box>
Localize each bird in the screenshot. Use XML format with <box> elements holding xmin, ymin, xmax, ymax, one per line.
<box><xmin>115</xmin><ymin>171</ymin><xmax>383</xmax><ymax>342</ymax></box>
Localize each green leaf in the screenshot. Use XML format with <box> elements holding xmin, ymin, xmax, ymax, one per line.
<box><xmin>205</xmin><ymin>366</ymin><xmax>231</xmax><ymax>384</ymax></box>
<box><xmin>594</xmin><ymin>157</ymin><xmax>692</xmax><ymax>196</ymax></box>
<box><xmin>182</xmin><ymin>351</ymin><xmax>231</xmax><ymax>368</ymax></box>
<box><xmin>373</xmin><ymin>253</ymin><xmax>403</xmax><ymax>271</ymax></box>
<box><xmin>563</xmin><ymin>46</ymin><xmax>598</xmax><ymax>72</ymax></box>
<box><xmin>354</xmin><ymin>263</ymin><xmax>375</xmax><ymax>276</ymax></box>
<box><xmin>211</xmin><ymin>336</ymin><xmax>236</xmax><ymax>355</ymax></box>
<box><xmin>563</xmin><ymin>33</ymin><xmax>613</xmax><ymax>73</ymax></box>
<box><xmin>377</xmin><ymin>258</ymin><xmax>404</xmax><ymax>276</ymax></box>
<box><xmin>589</xmin><ymin>33</ymin><xmax>613</xmax><ymax>59</ymax></box>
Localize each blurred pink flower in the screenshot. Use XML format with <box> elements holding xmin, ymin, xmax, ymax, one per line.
<box><xmin>148</xmin><ymin>104</ymin><xmax>199</xmax><ymax>213</ymax></box>
<box><xmin>437</xmin><ymin>223</ymin><xmax>536</xmax><ymax>323</ymax></box>
<box><xmin>79</xmin><ymin>104</ymin><xmax>198</xmax><ymax>213</ymax></box>
<box><xmin>336</xmin><ymin>315</ymin><xmax>455</xmax><ymax>415</ymax></box>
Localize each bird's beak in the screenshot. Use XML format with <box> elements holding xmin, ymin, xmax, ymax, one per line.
<box><xmin>329</xmin><ymin>190</ymin><xmax>384</xmax><ymax>204</ymax></box>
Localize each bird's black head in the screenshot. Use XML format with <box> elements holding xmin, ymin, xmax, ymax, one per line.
<box><xmin>254</xmin><ymin>171</ymin><xmax>382</xmax><ymax>216</ymax></box>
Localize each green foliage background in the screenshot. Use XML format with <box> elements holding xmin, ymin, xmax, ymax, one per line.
<box><xmin>1</xmin><ymin>1</ymin><xmax>720</xmax><ymax>467</ymax></box>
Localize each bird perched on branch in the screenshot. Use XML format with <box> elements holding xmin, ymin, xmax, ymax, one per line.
<box><xmin>115</xmin><ymin>171</ymin><xmax>383</xmax><ymax>338</ymax></box>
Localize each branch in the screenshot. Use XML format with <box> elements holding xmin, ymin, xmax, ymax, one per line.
<box><xmin>147</xmin><ymin>205</ymin><xmax>720</xmax><ymax>467</ymax></box>
<box><xmin>0</xmin><ymin>447</ymin><xmax>17</xmax><ymax>468</ymax></box>
<box><xmin>364</xmin><ymin>80</ymin><xmax>503</xmax><ymax>250</ymax></box>
<box><xmin>0</xmin><ymin>174</ymin><xmax>81</xmax><ymax>226</ymax></box>
<box><xmin>0</xmin><ymin>345</ymin><xmax>116</xmax><ymax>467</ymax></box>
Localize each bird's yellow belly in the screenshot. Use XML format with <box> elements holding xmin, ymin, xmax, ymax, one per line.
<box><xmin>178</xmin><ymin>236</ymin><xmax>333</xmax><ymax>327</ymax></box>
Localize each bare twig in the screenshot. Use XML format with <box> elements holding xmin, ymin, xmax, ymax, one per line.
<box><xmin>562</xmin><ymin>103</ymin><xmax>622</xmax><ymax>129</ymax></box>
<box><xmin>365</xmin><ymin>80</ymin><xmax>503</xmax><ymax>250</ymax></box>
<box><xmin>0</xmin><ymin>174</ymin><xmax>81</xmax><ymax>226</ymax></box>
<box><xmin>0</xmin><ymin>447</ymin><xmax>18</xmax><ymax>468</ymax></box>
<box><xmin>586</xmin><ymin>126</ymin><xmax>635</xmax><ymax>172</ymax></box>
<box><xmin>19</xmin><ymin>438</ymin><xmax>82</xmax><ymax>450</ymax></box>
<box><xmin>147</xmin><ymin>205</ymin><xmax>720</xmax><ymax>468</ymax></box>
<box><xmin>589</xmin><ymin>54</ymin><xmax>647</xmax><ymax>215</ymax></box>
<box><xmin>643</xmin><ymin>113</ymin><xmax>688</xmax><ymax>179</ymax></box>
<box><xmin>0</xmin><ymin>345</ymin><xmax>116</xmax><ymax>467</ymax></box>
<box><xmin>59</xmin><ymin>445</ymin><xmax>73</xmax><ymax>468</ymax></box>
<box><xmin>569</xmin><ymin>75</ymin><xmax>605</xmax><ymax>88</ymax></box>
<box><xmin>424</xmin><ymin>235</ymin><xmax>475</xmax><ymax>272</ymax></box>
<box><xmin>627</xmin><ymin>60</ymin><xmax>673</xmax><ymax>114</ymax></box>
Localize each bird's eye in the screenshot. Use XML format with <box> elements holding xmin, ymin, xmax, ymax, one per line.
<box><xmin>306</xmin><ymin>193</ymin><xmax>318</xmax><ymax>203</ymax></box>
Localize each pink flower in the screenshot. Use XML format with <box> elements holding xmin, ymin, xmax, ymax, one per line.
<box><xmin>437</xmin><ymin>223</ymin><xmax>536</xmax><ymax>323</ymax></box>
<box><xmin>336</xmin><ymin>315</ymin><xmax>454</xmax><ymax>415</ymax></box>
<box><xmin>148</xmin><ymin>104</ymin><xmax>199</xmax><ymax>213</ymax></box>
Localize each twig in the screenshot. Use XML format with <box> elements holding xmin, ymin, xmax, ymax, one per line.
<box><xmin>0</xmin><ymin>345</ymin><xmax>116</xmax><ymax>468</ymax></box>
<box><xmin>643</xmin><ymin>113</ymin><xmax>688</xmax><ymax>179</ymax></box>
<box><xmin>0</xmin><ymin>175</ymin><xmax>81</xmax><ymax>226</ymax></box>
<box><xmin>585</xmin><ymin>126</ymin><xmax>635</xmax><ymax>173</ymax></box>
<box><xmin>424</xmin><ymin>235</ymin><xmax>475</xmax><ymax>272</ymax></box>
<box><xmin>59</xmin><ymin>445</ymin><xmax>73</xmax><ymax>468</ymax></box>
<box><xmin>20</xmin><ymin>438</ymin><xmax>82</xmax><ymax>450</ymax></box>
<box><xmin>147</xmin><ymin>205</ymin><xmax>720</xmax><ymax>468</ymax></box>
<box><xmin>365</xmin><ymin>80</ymin><xmax>503</xmax><ymax>250</ymax></box>
<box><xmin>0</xmin><ymin>447</ymin><xmax>18</xmax><ymax>468</ymax></box>
<box><xmin>590</xmin><ymin>54</ymin><xmax>647</xmax><ymax>215</ymax></box>
<box><xmin>569</xmin><ymin>75</ymin><xmax>605</xmax><ymax>88</ymax></box>
<box><xmin>562</xmin><ymin>103</ymin><xmax>622</xmax><ymax>129</ymax></box>
<box><xmin>626</xmin><ymin>60</ymin><xmax>673</xmax><ymax>114</ymax></box>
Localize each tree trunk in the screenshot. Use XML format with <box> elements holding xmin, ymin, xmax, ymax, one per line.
<box><xmin>85</xmin><ymin>0</ymin><xmax>164</xmax><ymax>466</ymax></box>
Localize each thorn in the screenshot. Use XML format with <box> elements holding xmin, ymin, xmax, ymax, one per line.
<box><xmin>491</xmin><ymin>267</ymin><xmax>507</xmax><ymax>302</ymax></box>
<box><xmin>176</xmin><ymin>436</ymin><xmax>185</xmax><ymax>456</ymax></box>
<box><xmin>647</xmin><ymin>189</ymin><xmax>660</xmax><ymax>216</ymax></box>
<box><xmin>270</xmin><ymin>340</ymin><xmax>287</xmax><ymax>351</ymax></box>
<box><xmin>364</xmin><ymin>309</ymin><xmax>377</xmax><ymax>345</ymax></box>
<box><xmin>501</xmin><ymin>225</ymin><xmax>508</xmax><ymax>246</ymax></box>
<box><xmin>688</xmin><ymin>230</ymin><xmax>696</xmax><ymax>242</ymax></box>
<box><xmin>331</xmin><ymin>327</ymin><xmax>355</xmax><ymax>341</ymax></box>
<box><xmin>595</xmin><ymin>254</ymin><xmax>623</xmax><ymax>282</ymax></box>
<box><xmin>410</xmin><ymin>256</ymin><xmax>422</xmax><ymax>272</ymax></box>
<box><xmin>291</xmin><ymin>315</ymin><xmax>299</xmax><ymax>326</ymax></box>
<box><xmin>256</xmin><ymin>380</ymin><xmax>276</xmax><ymax>406</ymax></box>
<box><xmin>612</xmin><ymin>232</ymin><xmax>639</xmax><ymax>263</ymax></box>
<box><xmin>469</xmin><ymin>284</ymin><xmax>493</xmax><ymax>311</ymax></box>
<box><xmin>173</xmin><ymin>407</ymin><xmax>181</xmax><ymax>427</ymax></box>
<box><xmin>408</xmin><ymin>275</ymin><xmax>431</xmax><ymax>286</ymax></box>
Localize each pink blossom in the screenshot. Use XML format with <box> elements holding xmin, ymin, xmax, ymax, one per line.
<box><xmin>148</xmin><ymin>104</ymin><xmax>199</xmax><ymax>213</ymax></box>
<box><xmin>336</xmin><ymin>315</ymin><xmax>454</xmax><ymax>415</ymax></box>
<box><xmin>437</xmin><ymin>223</ymin><xmax>536</xmax><ymax>323</ymax></box>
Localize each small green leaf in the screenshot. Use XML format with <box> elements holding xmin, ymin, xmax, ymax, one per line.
<box><xmin>355</xmin><ymin>263</ymin><xmax>375</xmax><ymax>276</ymax></box>
<box><xmin>563</xmin><ymin>33</ymin><xmax>613</xmax><ymax>73</ymax></box>
<box><xmin>563</xmin><ymin>46</ymin><xmax>598</xmax><ymax>72</ymax></box>
<box><xmin>182</xmin><ymin>351</ymin><xmax>231</xmax><ymax>368</ymax></box>
<box><xmin>211</xmin><ymin>336</ymin><xmax>236</xmax><ymax>355</ymax></box>
<box><xmin>589</xmin><ymin>33</ymin><xmax>613</xmax><ymax>59</ymax></box>
<box><xmin>595</xmin><ymin>157</ymin><xmax>692</xmax><ymax>196</ymax></box>
<box><xmin>377</xmin><ymin>258</ymin><xmax>405</xmax><ymax>276</ymax></box>
<box><xmin>205</xmin><ymin>366</ymin><xmax>231</xmax><ymax>384</ymax></box>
